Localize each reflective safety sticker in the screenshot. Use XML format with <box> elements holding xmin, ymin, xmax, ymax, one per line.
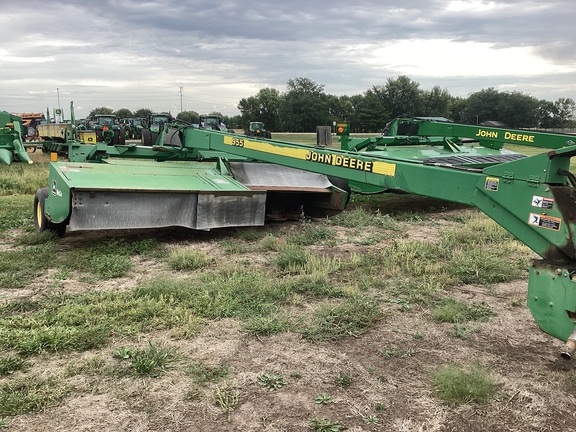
<box><xmin>528</xmin><ymin>213</ymin><xmax>561</xmax><ymax>231</ymax></box>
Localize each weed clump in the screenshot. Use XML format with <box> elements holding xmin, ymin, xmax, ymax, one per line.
<box><xmin>258</xmin><ymin>373</ymin><xmax>287</xmax><ymax>390</ymax></box>
<box><xmin>188</xmin><ymin>361</ymin><xmax>230</xmax><ymax>384</ymax></box>
<box><xmin>303</xmin><ymin>296</ymin><xmax>383</xmax><ymax>342</ymax></box>
<box><xmin>432</xmin><ymin>363</ymin><xmax>498</xmax><ymax>405</ymax></box>
<box><xmin>433</xmin><ymin>298</ymin><xmax>496</xmax><ymax>323</ymax></box>
<box><xmin>168</xmin><ymin>247</ymin><xmax>213</xmax><ymax>271</ymax></box>
<box><xmin>0</xmin><ymin>376</ymin><xmax>68</xmax><ymax>416</ymax></box>
<box><xmin>0</xmin><ymin>356</ymin><xmax>26</xmax><ymax>376</ymax></box>
<box><xmin>113</xmin><ymin>341</ymin><xmax>175</xmax><ymax>377</ymax></box>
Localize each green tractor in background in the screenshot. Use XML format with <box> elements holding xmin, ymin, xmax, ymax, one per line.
<box><xmin>122</xmin><ymin>118</ymin><xmax>146</xmax><ymax>140</ymax></box>
<box><xmin>91</xmin><ymin>114</ymin><xmax>126</xmax><ymax>145</ymax></box>
<box><xmin>199</xmin><ymin>114</ymin><xmax>228</xmax><ymax>132</ymax></box>
<box><xmin>245</xmin><ymin>121</ymin><xmax>271</xmax><ymax>139</ymax></box>
<box><xmin>141</xmin><ymin>112</ymin><xmax>173</xmax><ymax>146</ymax></box>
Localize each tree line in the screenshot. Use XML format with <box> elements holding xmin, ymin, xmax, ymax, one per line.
<box><xmin>88</xmin><ymin>75</ymin><xmax>576</xmax><ymax>133</ymax></box>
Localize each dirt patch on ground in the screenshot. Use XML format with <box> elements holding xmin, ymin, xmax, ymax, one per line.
<box><xmin>2</xmin><ymin>209</ymin><xmax>576</xmax><ymax>432</ymax></box>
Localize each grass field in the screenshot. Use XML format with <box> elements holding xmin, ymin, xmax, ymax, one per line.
<box><xmin>0</xmin><ymin>140</ymin><xmax>575</xmax><ymax>431</ymax></box>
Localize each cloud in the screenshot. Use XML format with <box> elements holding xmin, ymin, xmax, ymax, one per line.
<box><xmin>0</xmin><ymin>0</ymin><xmax>574</xmax><ymax>118</ymax></box>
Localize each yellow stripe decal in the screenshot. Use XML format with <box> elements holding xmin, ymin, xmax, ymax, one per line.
<box><xmin>224</xmin><ymin>136</ymin><xmax>309</xmax><ymax>159</ymax></box>
<box><xmin>223</xmin><ymin>136</ymin><xmax>396</xmax><ymax>177</ymax></box>
<box><xmin>372</xmin><ymin>161</ymin><xmax>397</xmax><ymax>176</ymax></box>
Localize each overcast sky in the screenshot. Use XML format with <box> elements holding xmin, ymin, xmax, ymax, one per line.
<box><xmin>1</xmin><ymin>0</ymin><xmax>575</xmax><ymax>119</ymax></box>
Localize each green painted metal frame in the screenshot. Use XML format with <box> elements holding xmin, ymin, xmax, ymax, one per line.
<box><xmin>0</xmin><ymin>111</ymin><xmax>32</xmax><ymax>165</ymax></box>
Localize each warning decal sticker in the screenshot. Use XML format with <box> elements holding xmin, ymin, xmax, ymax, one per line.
<box><xmin>485</xmin><ymin>177</ymin><xmax>499</xmax><ymax>191</ymax></box>
<box><xmin>531</xmin><ymin>195</ymin><xmax>554</xmax><ymax>210</ymax></box>
<box><xmin>528</xmin><ymin>213</ymin><xmax>561</xmax><ymax>231</ymax></box>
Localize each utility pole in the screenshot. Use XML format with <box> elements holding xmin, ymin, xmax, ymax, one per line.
<box><xmin>56</xmin><ymin>88</ymin><xmax>62</xmax><ymax>123</ymax></box>
<box><xmin>179</xmin><ymin>86</ymin><xmax>183</xmax><ymax>113</ymax></box>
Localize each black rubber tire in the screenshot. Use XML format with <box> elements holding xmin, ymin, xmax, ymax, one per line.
<box><xmin>151</xmin><ymin>131</ymin><xmax>159</xmax><ymax>146</ymax></box>
<box><xmin>96</xmin><ymin>129</ymin><xmax>103</xmax><ymax>142</ymax></box>
<box><xmin>34</xmin><ymin>188</ymin><xmax>67</xmax><ymax>237</ymax></box>
<box><xmin>141</xmin><ymin>128</ymin><xmax>152</xmax><ymax>146</ymax></box>
<box><xmin>118</xmin><ymin>128</ymin><xmax>126</xmax><ymax>145</ymax></box>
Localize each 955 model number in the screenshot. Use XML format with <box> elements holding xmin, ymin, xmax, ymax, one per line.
<box><xmin>231</xmin><ymin>138</ymin><xmax>245</xmax><ymax>147</ymax></box>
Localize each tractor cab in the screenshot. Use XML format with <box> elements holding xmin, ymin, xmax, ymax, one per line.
<box><xmin>93</xmin><ymin>115</ymin><xmax>118</xmax><ymax>127</ymax></box>
<box><xmin>200</xmin><ymin>115</ymin><xmax>227</xmax><ymax>131</ymax></box>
